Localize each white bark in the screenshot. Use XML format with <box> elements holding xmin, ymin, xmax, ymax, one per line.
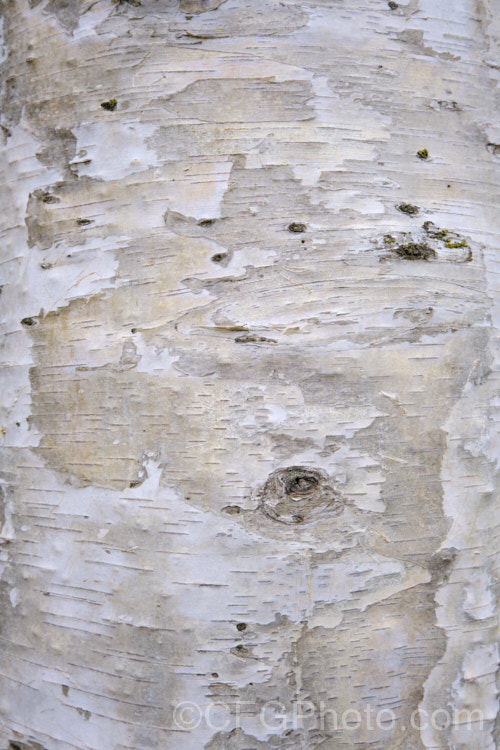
<box><xmin>1</xmin><ymin>1</ymin><xmax>499</xmax><ymax>748</ymax></box>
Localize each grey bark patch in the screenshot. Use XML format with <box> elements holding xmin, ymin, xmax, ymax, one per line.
<box><xmin>159</xmin><ymin>78</ymin><xmax>314</xmax><ymax>123</ymax></box>
<box><xmin>205</xmin><ymin>728</ymin><xmax>268</xmax><ymax>750</ymax></box>
<box><xmin>25</xmin><ymin>178</ymin><xmax>103</xmax><ymax>250</ymax></box>
<box><xmin>163</xmin><ymin>161</ymin><xmax>318</xmax><ymax>264</ymax></box>
<box><xmin>180</xmin><ymin>0</ymin><xmax>227</xmax><ymax>12</ymax></box>
<box><xmin>25</xmin><ymin>190</ymin><xmax>55</xmax><ymax>250</ymax></box>
<box><xmin>287</xmin><ymin>584</ymin><xmax>446</xmax><ymax>747</ymax></box>
<box><xmin>35</xmin><ymin>128</ymin><xmax>77</xmax><ymax>178</ymax></box>
<box><xmin>397</xmin><ymin>29</ymin><xmax>460</xmax><ymax>61</ymax></box>
<box><xmin>270</xmin><ymin>434</ymin><xmax>320</xmax><ymax>460</ymax></box>
<box><xmin>43</xmin><ymin>0</ymin><xmax>95</xmax><ymax>33</ymax></box>
<box><xmin>176</xmin><ymin>0</ymin><xmax>308</xmax><ymax>38</ymax></box>
<box><xmin>119</xmin><ymin>341</ymin><xmax>141</xmax><ymax>369</ymax></box>
<box><xmin>0</xmin><ymin>486</ymin><xmax>5</xmax><ymax>531</ymax></box>
<box><xmin>393</xmin><ymin>306</ymin><xmax>434</xmax><ymax>324</ymax></box>
<box><xmin>428</xmin><ymin>547</ymin><xmax>458</xmax><ymax>583</ymax></box>
<box><xmin>147</xmin><ymin>122</ymin><xmax>263</xmax><ymax>160</ymax></box>
<box><xmin>256</xmin><ymin>466</ymin><xmax>342</xmax><ymax>525</ymax></box>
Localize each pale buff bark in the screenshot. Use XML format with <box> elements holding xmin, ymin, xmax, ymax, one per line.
<box><xmin>0</xmin><ymin>1</ymin><xmax>499</xmax><ymax>749</ymax></box>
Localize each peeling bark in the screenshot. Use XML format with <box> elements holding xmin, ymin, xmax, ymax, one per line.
<box><xmin>0</xmin><ymin>1</ymin><xmax>499</xmax><ymax>749</ymax></box>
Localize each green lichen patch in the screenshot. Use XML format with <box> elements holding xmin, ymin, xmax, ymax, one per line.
<box><xmin>423</xmin><ymin>221</ymin><xmax>448</xmax><ymax>240</ymax></box>
<box><xmin>417</xmin><ymin>148</ymin><xmax>429</xmax><ymax>160</ymax></box>
<box><xmin>384</xmin><ymin>222</ymin><xmax>472</xmax><ymax>262</ymax></box>
<box><xmin>444</xmin><ymin>239</ymin><xmax>467</xmax><ymax>249</ymax></box>
<box><xmin>423</xmin><ymin>222</ymin><xmax>471</xmax><ymax>258</ymax></box>
<box><xmin>288</xmin><ymin>222</ymin><xmax>306</xmax><ymax>233</ymax></box>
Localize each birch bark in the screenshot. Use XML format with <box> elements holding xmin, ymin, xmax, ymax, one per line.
<box><xmin>1</xmin><ymin>1</ymin><xmax>500</xmax><ymax>749</ymax></box>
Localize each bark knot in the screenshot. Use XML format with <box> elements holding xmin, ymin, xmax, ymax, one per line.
<box><xmin>256</xmin><ymin>466</ymin><xmax>342</xmax><ymax>525</ymax></box>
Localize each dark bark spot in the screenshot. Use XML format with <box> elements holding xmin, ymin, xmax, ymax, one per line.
<box><xmin>180</xmin><ymin>0</ymin><xmax>227</xmax><ymax>13</ymax></box>
<box><xmin>41</xmin><ymin>193</ymin><xmax>59</xmax><ymax>204</ymax></box>
<box><xmin>234</xmin><ymin>333</ymin><xmax>277</xmax><ymax>344</ymax></box>
<box><xmin>101</xmin><ymin>99</ymin><xmax>117</xmax><ymax>111</ymax></box>
<box><xmin>428</xmin><ymin>548</ymin><xmax>457</xmax><ymax>583</ymax></box>
<box><xmin>21</xmin><ymin>317</ymin><xmax>37</xmax><ymax>327</ymax></box>
<box><xmin>394</xmin><ymin>242</ymin><xmax>435</xmax><ymax>260</ymax></box>
<box><xmin>432</xmin><ymin>100</ymin><xmax>461</xmax><ymax>111</ymax></box>
<box><xmin>233</xmin><ymin>644</ymin><xmax>250</xmax><ymax>656</ymax></box>
<box><xmin>76</xmin><ymin>708</ymin><xmax>91</xmax><ymax>720</ymax></box>
<box><xmin>283</xmin><ymin>468</ymin><xmax>319</xmax><ymax>495</ymax></box>
<box><xmin>288</xmin><ymin>222</ymin><xmax>306</xmax><ymax>233</ymax></box>
<box><xmin>397</xmin><ymin>203</ymin><xmax>419</xmax><ymax>215</ymax></box>
<box><xmin>486</xmin><ymin>142</ymin><xmax>500</xmax><ymax>156</ymax></box>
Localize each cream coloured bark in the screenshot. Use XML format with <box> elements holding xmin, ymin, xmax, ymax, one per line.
<box><xmin>0</xmin><ymin>1</ymin><xmax>499</xmax><ymax>749</ymax></box>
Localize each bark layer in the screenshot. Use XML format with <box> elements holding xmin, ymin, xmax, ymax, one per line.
<box><xmin>0</xmin><ymin>1</ymin><xmax>499</xmax><ymax>749</ymax></box>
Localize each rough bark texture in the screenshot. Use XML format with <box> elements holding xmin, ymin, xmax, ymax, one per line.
<box><xmin>0</xmin><ymin>1</ymin><xmax>499</xmax><ymax>749</ymax></box>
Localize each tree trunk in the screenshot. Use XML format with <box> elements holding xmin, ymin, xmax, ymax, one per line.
<box><xmin>1</xmin><ymin>1</ymin><xmax>499</xmax><ymax>748</ymax></box>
